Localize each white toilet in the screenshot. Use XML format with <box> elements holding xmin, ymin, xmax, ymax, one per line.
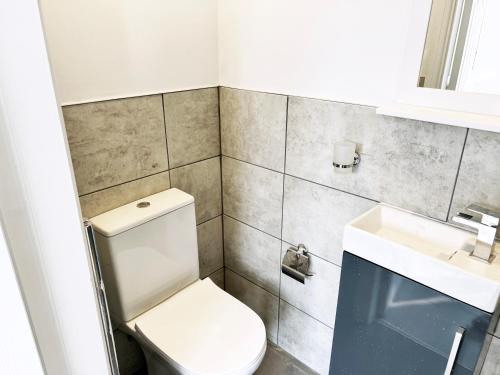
<box><xmin>91</xmin><ymin>188</ymin><xmax>267</xmax><ymax>375</ymax></box>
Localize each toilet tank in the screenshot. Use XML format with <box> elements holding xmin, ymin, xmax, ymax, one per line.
<box><xmin>91</xmin><ymin>188</ymin><xmax>199</xmax><ymax>323</ymax></box>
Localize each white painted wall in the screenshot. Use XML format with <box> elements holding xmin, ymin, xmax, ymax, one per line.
<box><xmin>41</xmin><ymin>0</ymin><xmax>418</xmax><ymax>107</ymax></box>
<box><xmin>40</xmin><ymin>0</ymin><xmax>218</xmax><ymax>105</ymax></box>
<box><xmin>218</xmin><ymin>0</ymin><xmax>414</xmax><ymax>107</ymax></box>
<box><xmin>0</xmin><ymin>1</ymin><xmax>110</xmax><ymax>374</ymax></box>
<box><xmin>0</xmin><ymin>221</ymin><xmax>44</xmax><ymax>375</ymax></box>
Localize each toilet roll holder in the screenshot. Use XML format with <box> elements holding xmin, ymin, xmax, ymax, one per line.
<box><xmin>281</xmin><ymin>244</ymin><xmax>314</xmax><ymax>284</ymax></box>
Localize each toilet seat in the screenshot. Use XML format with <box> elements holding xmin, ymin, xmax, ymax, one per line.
<box><xmin>127</xmin><ymin>278</ymin><xmax>267</xmax><ymax>375</ymax></box>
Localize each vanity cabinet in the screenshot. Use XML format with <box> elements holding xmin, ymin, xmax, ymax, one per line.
<box><xmin>330</xmin><ymin>252</ymin><xmax>492</xmax><ymax>375</ymax></box>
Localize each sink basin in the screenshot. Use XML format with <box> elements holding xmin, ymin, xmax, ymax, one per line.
<box><xmin>343</xmin><ymin>204</ymin><xmax>500</xmax><ymax>313</ymax></box>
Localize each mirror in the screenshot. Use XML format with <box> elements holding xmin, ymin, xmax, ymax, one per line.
<box><xmin>418</xmin><ymin>0</ymin><xmax>500</xmax><ymax>95</ymax></box>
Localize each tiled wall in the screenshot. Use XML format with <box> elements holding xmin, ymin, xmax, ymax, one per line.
<box><xmin>63</xmin><ymin>88</ymin><xmax>224</xmax><ymax>282</ymax></box>
<box><xmin>62</xmin><ymin>88</ymin><xmax>224</xmax><ymax>374</ymax></box>
<box><xmin>62</xmin><ymin>85</ymin><xmax>500</xmax><ymax>374</ymax></box>
<box><xmin>219</xmin><ymin>87</ymin><xmax>500</xmax><ymax>374</ymax></box>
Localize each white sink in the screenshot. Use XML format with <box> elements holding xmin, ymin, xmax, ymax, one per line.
<box><xmin>343</xmin><ymin>204</ymin><xmax>500</xmax><ymax>313</ymax></box>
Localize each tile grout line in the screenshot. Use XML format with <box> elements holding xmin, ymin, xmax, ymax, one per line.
<box><xmin>280</xmin><ymin>299</ymin><xmax>335</xmax><ymax>331</ymax></box>
<box><xmin>196</xmin><ymin>214</ymin><xmax>222</xmax><ymax>228</ymax></box>
<box><xmin>223</xmin><ymin>213</ymin><xmax>342</xmax><ymax>267</ymax></box>
<box><xmin>225</xmin><ymin>266</ymin><xmax>279</xmax><ymax>298</ymax></box>
<box><xmin>224</xmin><ymin>213</ymin><xmax>282</xmax><ymax>240</ymax></box>
<box><xmin>284</xmin><ymin>172</ymin><xmax>379</xmax><ymax>204</ymax></box>
<box><xmin>223</xmin><ymin>149</ymin><xmax>456</xmax><ymax>224</ymax></box>
<box><xmin>170</xmin><ymin>154</ymin><xmax>221</xmax><ymax>171</ymax></box>
<box><xmin>79</xmin><ymin>153</ymin><xmax>219</xmax><ymax>199</ymax></box>
<box><xmin>206</xmin><ymin>266</ymin><xmax>224</xmax><ymax>281</ymax></box>
<box><xmin>79</xmin><ymin>169</ymin><xmax>169</xmax><ymax>198</ymax></box>
<box><xmin>445</xmin><ymin>128</ymin><xmax>469</xmax><ymax>221</ymax></box>
<box><xmin>226</xmin><ymin>266</ymin><xmax>334</xmax><ymax>331</ymax></box>
<box><xmin>217</xmin><ymin>86</ymin><xmax>226</xmax><ymax>290</ymax></box>
<box><xmin>277</xmin><ymin>95</ymin><xmax>290</xmax><ymax>345</ymax></box>
<box><xmin>160</xmin><ymin>94</ymin><xmax>172</xmax><ymax>187</ymax></box>
<box><xmin>221</xmin><ymin>153</ymin><xmax>284</xmax><ymax>174</ymax></box>
<box><xmin>221</xmin><ymin>153</ymin><xmax>380</xmax><ymax>206</ymax></box>
<box><xmin>281</xmin><ymin>238</ymin><xmax>342</xmax><ymax>269</ymax></box>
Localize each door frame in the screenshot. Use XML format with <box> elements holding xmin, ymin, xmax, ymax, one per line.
<box><xmin>0</xmin><ymin>220</ymin><xmax>45</xmax><ymax>375</ymax></box>
<box><xmin>0</xmin><ymin>1</ymin><xmax>111</xmax><ymax>374</ymax></box>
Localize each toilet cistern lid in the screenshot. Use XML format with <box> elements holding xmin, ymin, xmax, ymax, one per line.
<box><xmin>91</xmin><ymin>188</ymin><xmax>193</xmax><ymax>237</ymax></box>
<box><xmin>132</xmin><ymin>278</ymin><xmax>266</xmax><ymax>375</ymax></box>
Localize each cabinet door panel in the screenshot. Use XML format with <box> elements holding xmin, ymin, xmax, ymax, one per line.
<box><xmin>330</xmin><ymin>252</ymin><xmax>491</xmax><ymax>375</ymax></box>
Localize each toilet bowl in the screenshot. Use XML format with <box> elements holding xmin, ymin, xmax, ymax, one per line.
<box><xmin>91</xmin><ymin>188</ymin><xmax>267</xmax><ymax>374</ymax></box>
<box><xmin>123</xmin><ymin>278</ymin><xmax>267</xmax><ymax>375</ymax></box>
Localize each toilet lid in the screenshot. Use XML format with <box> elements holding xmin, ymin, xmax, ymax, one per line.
<box><xmin>133</xmin><ymin>278</ymin><xmax>267</xmax><ymax>375</ymax></box>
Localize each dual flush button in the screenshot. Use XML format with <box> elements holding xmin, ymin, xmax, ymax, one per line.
<box><xmin>136</xmin><ymin>201</ymin><xmax>151</xmax><ymax>208</ymax></box>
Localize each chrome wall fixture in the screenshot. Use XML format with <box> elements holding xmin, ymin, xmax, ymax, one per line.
<box><xmin>281</xmin><ymin>243</ymin><xmax>314</xmax><ymax>283</ymax></box>
<box><xmin>332</xmin><ymin>140</ymin><xmax>360</xmax><ymax>173</ymax></box>
<box><xmin>332</xmin><ymin>153</ymin><xmax>360</xmax><ymax>169</ymax></box>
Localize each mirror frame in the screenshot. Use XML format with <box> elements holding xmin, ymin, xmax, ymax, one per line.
<box><xmin>377</xmin><ymin>0</ymin><xmax>500</xmax><ymax>133</ymax></box>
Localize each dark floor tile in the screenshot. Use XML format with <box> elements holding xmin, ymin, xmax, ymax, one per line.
<box><xmin>256</xmin><ymin>342</ymin><xmax>318</xmax><ymax>375</ymax></box>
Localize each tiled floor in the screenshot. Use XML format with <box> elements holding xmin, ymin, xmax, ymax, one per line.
<box><xmin>255</xmin><ymin>342</ymin><xmax>318</xmax><ymax>375</ymax></box>
<box><xmin>124</xmin><ymin>338</ymin><xmax>316</xmax><ymax>375</ymax></box>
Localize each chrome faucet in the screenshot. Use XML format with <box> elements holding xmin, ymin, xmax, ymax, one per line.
<box><xmin>452</xmin><ymin>204</ymin><xmax>499</xmax><ymax>263</ymax></box>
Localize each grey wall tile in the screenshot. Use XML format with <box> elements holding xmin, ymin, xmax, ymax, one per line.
<box><xmin>282</xmin><ymin>175</ymin><xmax>376</xmax><ymax>265</ymax></box>
<box><xmin>481</xmin><ymin>336</ymin><xmax>500</xmax><ymax>375</ymax></box>
<box><xmin>224</xmin><ymin>216</ymin><xmax>281</xmax><ymax>295</ymax></box>
<box><xmin>164</xmin><ymin>88</ymin><xmax>220</xmax><ymax>168</ymax></box>
<box><xmin>170</xmin><ymin>157</ymin><xmax>222</xmax><ymax>224</ymax></box>
<box><xmin>222</xmin><ymin>157</ymin><xmax>283</xmax><ymax>237</ymax></box>
<box><xmin>80</xmin><ymin>172</ymin><xmax>170</xmax><ymax>218</ymax></box>
<box><xmin>280</xmin><ymin>242</ymin><xmax>341</xmax><ymax>328</ymax></box>
<box><xmin>278</xmin><ymin>301</ymin><xmax>334</xmax><ymax>375</ymax></box>
<box><xmin>197</xmin><ymin>216</ymin><xmax>223</xmax><ymax>278</ymax></box>
<box><xmin>449</xmin><ymin>130</ymin><xmax>500</xmax><ymax>222</ymax></box>
<box><xmin>207</xmin><ymin>268</ymin><xmax>224</xmax><ymax>290</ymax></box>
<box><xmin>225</xmin><ymin>269</ymin><xmax>279</xmax><ymax>344</ymax></box>
<box><xmin>220</xmin><ymin>88</ymin><xmax>287</xmax><ymax>172</ymax></box>
<box><xmin>286</xmin><ymin>97</ymin><xmax>467</xmax><ymax>220</ymax></box>
<box><xmin>63</xmin><ymin>95</ymin><xmax>168</xmax><ymax>195</ymax></box>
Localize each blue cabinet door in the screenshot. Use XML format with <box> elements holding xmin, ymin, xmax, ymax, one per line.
<box><xmin>330</xmin><ymin>252</ymin><xmax>491</xmax><ymax>375</ymax></box>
